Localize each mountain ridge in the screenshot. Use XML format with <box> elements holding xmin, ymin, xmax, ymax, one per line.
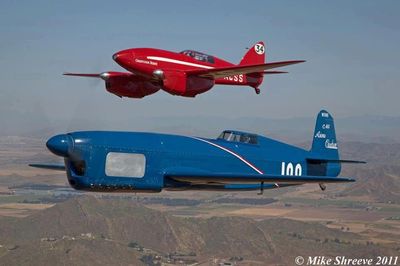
<box><xmin>0</xmin><ymin>196</ymin><xmax>398</xmax><ymax>265</ymax></box>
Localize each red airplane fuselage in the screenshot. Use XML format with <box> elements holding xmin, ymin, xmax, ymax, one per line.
<box><xmin>64</xmin><ymin>41</ymin><xmax>303</xmax><ymax>98</ymax></box>
<box><xmin>112</xmin><ymin>48</ymin><xmax>259</xmax><ymax>97</ymax></box>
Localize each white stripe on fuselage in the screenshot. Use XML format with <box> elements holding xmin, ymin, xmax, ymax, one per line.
<box><xmin>190</xmin><ymin>137</ymin><xmax>264</xmax><ymax>174</ymax></box>
<box><xmin>147</xmin><ymin>56</ymin><xmax>214</xmax><ymax>69</ymax></box>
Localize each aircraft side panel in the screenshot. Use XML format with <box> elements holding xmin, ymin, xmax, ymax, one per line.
<box><xmin>160</xmin><ymin>135</ymin><xmax>260</xmax><ymax>175</ymax></box>
<box><xmin>216</xmin><ymin>136</ymin><xmax>310</xmax><ymax>179</ymax></box>
<box><xmin>65</xmin><ymin>132</ymin><xmax>166</xmax><ymax>192</ymax></box>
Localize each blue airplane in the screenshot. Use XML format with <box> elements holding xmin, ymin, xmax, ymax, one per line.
<box><xmin>30</xmin><ymin>110</ymin><xmax>364</xmax><ymax>193</ymax></box>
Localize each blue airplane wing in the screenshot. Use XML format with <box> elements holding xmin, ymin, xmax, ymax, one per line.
<box><xmin>165</xmin><ymin>171</ymin><xmax>355</xmax><ymax>185</ymax></box>
<box><xmin>29</xmin><ymin>163</ymin><xmax>65</xmax><ymax>171</ymax></box>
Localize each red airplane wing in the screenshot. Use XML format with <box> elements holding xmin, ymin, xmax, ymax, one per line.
<box><xmin>63</xmin><ymin>72</ymin><xmax>137</xmax><ymax>79</ymax></box>
<box><xmin>64</xmin><ymin>72</ymin><xmax>103</xmax><ymax>78</ymax></box>
<box><xmin>186</xmin><ymin>60</ymin><xmax>304</xmax><ymax>79</ymax></box>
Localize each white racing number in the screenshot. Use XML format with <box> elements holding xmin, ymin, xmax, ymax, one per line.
<box><xmin>254</xmin><ymin>43</ymin><xmax>265</xmax><ymax>55</ymax></box>
<box><xmin>281</xmin><ymin>162</ymin><xmax>302</xmax><ymax>176</ymax></box>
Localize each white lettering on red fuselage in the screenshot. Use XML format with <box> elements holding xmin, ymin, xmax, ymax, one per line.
<box><xmin>223</xmin><ymin>74</ymin><xmax>244</xmax><ymax>83</ymax></box>
<box><xmin>147</xmin><ymin>56</ymin><xmax>213</xmax><ymax>69</ymax></box>
<box><xmin>135</xmin><ymin>58</ymin><xmax>158</xmax><ymax>66</ymax></box>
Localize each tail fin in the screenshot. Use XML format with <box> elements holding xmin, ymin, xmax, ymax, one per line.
<box><xmin>239</xmin><ymin>41</ymin><xmax>266</xmax><ymax>92</ymax></box>
<box><xmin>307</xmin><ymin>110</ymin><xmax>340</xmax><ymax>177</ymax></box>
<box><xmin>239</xmin><ymin>41</ymin><xmax>266</xmax><ymax>66</ymax></box>
<box><xmin>308</xmin><ymin>110</ymin><xmax>365</xmax><ymax>177</ymax></box>
<box><xmin>311</xmin><ymin>110</ymin><xmax>339</xmax><ymax>160</ymax></box>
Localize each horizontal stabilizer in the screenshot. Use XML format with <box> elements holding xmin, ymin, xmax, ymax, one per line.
<box><xmin>263</xmin><ymin>71</ymin><xmax>288</xmax><ymax>74</ymax></box>
<box><xmin>165</xmin><ymin>171</ymin><xmax>355</xmax><ymax>185</ymax></box>
<box><xmin>307</xmin><ymin>158</ymin><xmax>366</xmax><ymax>164</ymax></box>
<box><xmin>29</xmin><ymin>163</ymin><xmax>65</xmax><ymax>171</ymax></box>
<box><xmin>186</xmin><ymin>60</ymin><xmax>305</xmax><ymax>79</ymax></box>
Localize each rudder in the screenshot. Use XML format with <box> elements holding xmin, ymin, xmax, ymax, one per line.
<box><xmin>239</xmin><ymin>41</ymin><xmax>266</xmax><ymax>65</ymax></box>
<box><xmin>308</xmin><ymin>110</ymin><xmax>364</xmax><ymax>180</ymax></box>
<box><xmin>311</xmin><ymin>110</ymin><xmax>339</xmax><ymax>160</ymax></box>
<box><xmin>239</xmin><ymin>41</ymin><xmax>266</xmax><ymax>93</ymax></box>
<box><xmin>308</xmin><ymin>110</ymin><xmax>341</xmax><ymax>177</ymax></box>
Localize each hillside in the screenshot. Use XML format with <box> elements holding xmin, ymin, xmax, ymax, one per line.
<box><xmin>0</xmin><ymin>196</ymin><xmax>398</xmax><ymax>266</ymax></box>
<box><xmin>338</xmin><ymin>142</ymin><xmax>400</xmax><ymax>203</ymax></box>
<box><xmin>292</xmin><ymin>141</ymin><xmax>400</xmax><ymax>203</ymax></box>
<box><xmin>339</xmin><ymin>166</ymin><xmax>400</xmax><ymax>203</ymax></box>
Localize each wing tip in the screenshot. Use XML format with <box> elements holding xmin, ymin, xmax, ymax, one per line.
<box><xmin>62</xmin><ymin>72</ymin><xmax>101</xmax><ymax>78</ymax></box>
<box><xmin>29</xmin><ymin>163</ymin><xmax>65</xmax><ymax>171</ymax></box>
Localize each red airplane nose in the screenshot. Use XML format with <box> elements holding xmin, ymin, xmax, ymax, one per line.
<box><xmin>113</xmin><ymin>50</ymin><xmax>134</xmax><ymax>67</ymax></box>
<box><xmin>112</xmin><ymin>53</ymin><xmax>119</xmax><ymax>61</ymax></box>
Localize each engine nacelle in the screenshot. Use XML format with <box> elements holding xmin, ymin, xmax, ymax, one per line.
<box><xmin>162</xmin><ymin>71</ymin><xmax>214</xmax><ymax>97</ymax></box>
<box><xmin>103</xmin><ymin>72</ymin><xmax>160</xmax><ymax>98</ymax></box>
<box><xmin>50</xmin><ymin>132</ymin><xmax>164</xmax><ymax>193</ymax></box>
<box><xmin>162</xmin><ymin>71</ymin><xmax>187</xmax><ymax>95</ymax></box>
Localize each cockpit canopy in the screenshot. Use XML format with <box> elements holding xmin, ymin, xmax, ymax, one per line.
<box><xmin>217</xmin><ymin>130</ymin><xmax>258</xmax><ymax>145</ymax></box>
<box><xmin>180</xmin><ymin>50</ymin><xmax>215</xmax><ymax>64</ymax></box>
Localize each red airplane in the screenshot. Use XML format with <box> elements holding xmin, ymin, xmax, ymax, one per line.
<box><xmin>64</xmin><ymin>41</ymin><xmax>304</xmax><ymax>98</ymax></box>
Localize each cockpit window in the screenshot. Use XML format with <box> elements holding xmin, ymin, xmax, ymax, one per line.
<box><xmin>218</xmin><ymin>131</ymin><xmax>258</xmax><ymax>145</ymax></box>
<box><xmin>180</xmin><ymin>50</ymin><xmax>215</xmax><ymax>64</ymax></box>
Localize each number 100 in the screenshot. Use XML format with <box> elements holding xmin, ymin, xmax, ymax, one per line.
<box><xmin>281</xmin><ymin>162</ymin><xmax>302</xmax><ymax>176</ymax></box>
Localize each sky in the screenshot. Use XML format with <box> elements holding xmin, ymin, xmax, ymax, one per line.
<box><xmin>0</xmin><ymin>0</ymin><xmax>399</xmax><ymax>135</ymax></box>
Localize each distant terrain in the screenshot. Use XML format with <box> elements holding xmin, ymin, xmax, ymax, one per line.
<box><xmin>1</xmin><ymin>115</ymin><xmax>400</xmax><ymax>143</ymax></box>
<box><xmin>0</xmin><ymin>133</ymin><xmax>399</xmax><ymax>265</ymax></box>
<box><xmin>0</xmin><ymin>197</ymin><xmax>398</xmax><ymax>266</ymax></box>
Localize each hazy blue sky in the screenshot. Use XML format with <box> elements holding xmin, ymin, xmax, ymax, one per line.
<box><xmin>0</xmin><ymin>0</ymin><xmax>399</xmax><ymax>135</ymax></box>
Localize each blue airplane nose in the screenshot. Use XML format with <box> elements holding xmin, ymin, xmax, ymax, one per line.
<box><xmin>46</xmin><ymin>134</ymin><xmax>73</xmax><ymax>157</ymax></box>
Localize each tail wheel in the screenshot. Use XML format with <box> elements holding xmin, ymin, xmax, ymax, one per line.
<box><xmin>254</xmin><ymin>87</ymin><xmax>260</xmax><ymax>94</ymax></box>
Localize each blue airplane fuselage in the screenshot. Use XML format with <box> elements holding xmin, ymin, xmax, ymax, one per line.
<box><xmin>32</xmin><ymin>110</ymin><xmax>357</xmax><ymax>193</ymax></box>
<box><xmin>53</xmin><ymin>130</ymin><xmax>339</xmax><ymax>192</ymax></box>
